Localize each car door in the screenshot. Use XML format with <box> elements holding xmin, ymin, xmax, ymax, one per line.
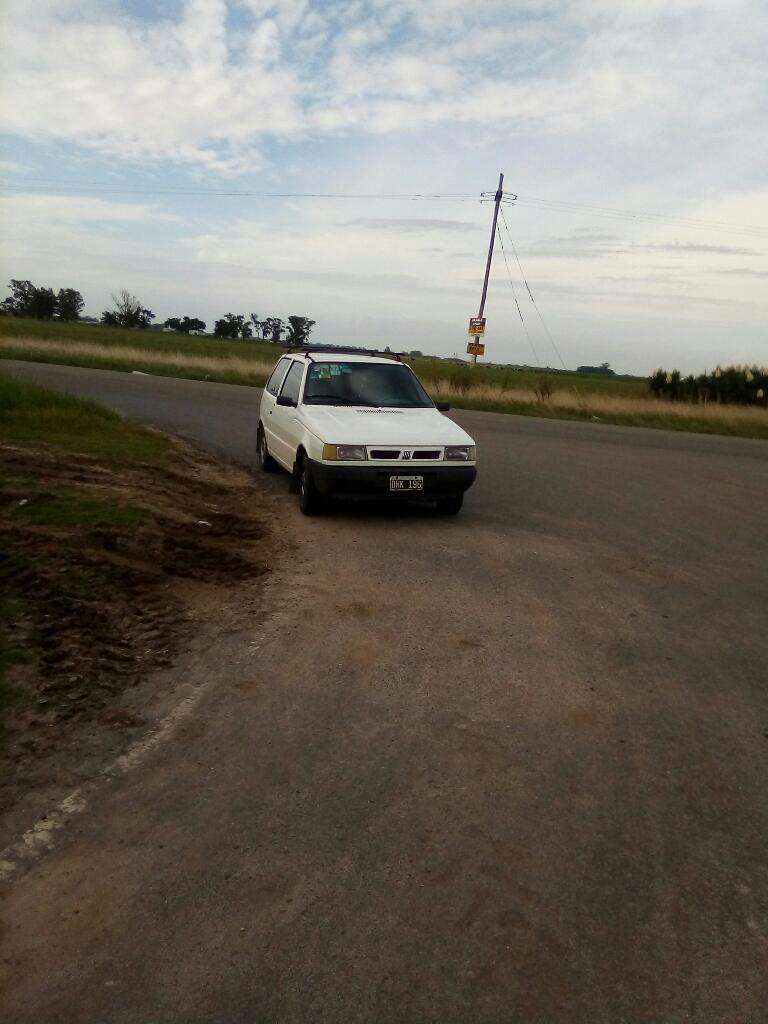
<box><xmin>262</xmin><ymin>356</ymin><xmax>291</xmax><ymax>454</ymax></box>
<box><xmin>270</xmin><ymin>359</ymin><xmax>305</xmax><ymax>468</ymax></box>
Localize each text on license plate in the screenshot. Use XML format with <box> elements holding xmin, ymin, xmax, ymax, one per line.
<box><xmin>390</xmin><ymin>475</ymin><xmax>424</xmax><ymax>491</ymax></box>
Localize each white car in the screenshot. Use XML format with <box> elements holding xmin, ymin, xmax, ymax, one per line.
<box><xmin>257</xmin><ymin>347</ymin><xmax>477</xmax><ymax>515</ymax></box>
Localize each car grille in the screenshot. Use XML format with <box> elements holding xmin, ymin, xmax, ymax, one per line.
<box><xmin>368</xmin><ymin>449</ymin><xmax>442</xmax><ymax>461</ymax></box>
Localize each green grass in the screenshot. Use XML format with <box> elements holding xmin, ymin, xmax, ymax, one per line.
<box><xmin>9</xmin><ymin>489</ymin><xmax>147</xmax><ymax>529</ymax></box>
<box><xmin>0</xmin><ymin>606</ymin><xmax>27</xmax><ymax>750</ymax></box>
<box><xmin>0</xmin><ymin>315</ymin><xmax>281</xmax><ymax>362</ymax></box>
<box><xmin>439</xmin><ymin>391</ymin><xmax>768</xmax><ymax>439</ymax></box>
<box><xmin>0</xmin><ymin>377</ymin><xmax>169</xmax><ymax>744</ymax></box>
<box><xmin>0</xmin><ymin>375</ymin><xmax>170</xmax><ymax>465</ymax></box>
<box><xmin>409</xmin><ymin>355</ymin><xmax>647</xmax><ymax>397</ymax></box>
<box><xmin>0</xmin><ymin>315</ymin><xmax>644</xmax><ymax>395</ymax></box>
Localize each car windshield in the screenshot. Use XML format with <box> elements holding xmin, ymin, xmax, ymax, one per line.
<box><xmin>302</xmin><ymin>361</ymin><xmax>434</xmax><ymax>408</ymax></box>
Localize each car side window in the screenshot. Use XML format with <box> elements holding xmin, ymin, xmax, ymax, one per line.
<box><xmin>280</xmin><ymin>361</ymin><xmax>304</xmax><ymax>405</ymax></box>
<box><xmin>265</xmin><ymin>357</ymin><xmax>291</xmax><ymax>397</ymax></box>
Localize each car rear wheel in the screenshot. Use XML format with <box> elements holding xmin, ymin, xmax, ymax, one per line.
<box><xmin>257</xmin><ymin>425</ymin><xmax>278</xmax><ymax>472</ymax></box>
<box><xmin>436</xmin><ymin>492</ymin><xmax>463</xmax><ymax>516</ymax></box>
<box><xmin>298</xmin><ymin>458</ymin><xmax>324</xmax><ymax>516</ymax></box>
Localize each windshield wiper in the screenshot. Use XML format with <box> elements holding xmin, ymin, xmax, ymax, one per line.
<box><xmin>304</xmin><ymin>395</ymin><xmax>379</xmax><ymax>406</ymax></box>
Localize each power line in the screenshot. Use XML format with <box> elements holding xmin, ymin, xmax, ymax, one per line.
<box><xmin>0</xmin><ymin>180</ymin><xmax>481</xmax><ymax>201</ymax></box>
<box><xmin>3</xmin><ymin>177</ymin><xmax>767</xmax><ymax>237</ymax></box>
<box><xmin>499</xmin><ymin>205</ymin><xmax>567</xmax><ymax>370</ymax></box>
<box><xmin>489</xmin><ymin>191</ymin><xmax>768</xmax><ymax>240</ymax></box>
<box><xmin>495</xmin><ymin>224</ymin><xmax>540</xmax><ymax>367</ymax></box>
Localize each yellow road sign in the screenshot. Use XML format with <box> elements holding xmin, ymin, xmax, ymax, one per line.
<box><xmin>468</xmin><ymin>317</ymin><xmax>486</xmax><ymax>336</ymax></box>
<box><xmin>467</xmin><ymin>341</ymin><xmax>485</xmax><ymax>356</ymax></box>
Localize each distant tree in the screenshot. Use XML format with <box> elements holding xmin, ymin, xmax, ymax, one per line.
<box><xmin>409</xmin><ymin>350</ymin><xmax>423</xmax><ymax>357</ymax></box>
<box><xmin>2</xmin><ymin>278</ymin><xmax>56</xmax><ymax>319</ymax></box>
<box><xmin>285</xmin><ymin>315</ymin><xmax>316</xmax><ymax>346</ymax></box>
<box><xmin>577</xmin><ymin>363</ymin><xmax>615</xmax><ymax>376</ymax></box>
<box><xmin>2</xmin><ymin>279</ymin><xmax>35</xmax><ymax>317</ymax></box>
<box><xmin>102</xmin><ymin>289</ymin><xmax>154</xmax><ymax>329</ymax></box>
<box><xmin>214</xmin><ymin>313</ymin><xmax>246</xmax><ymax>339</ymax></box>
<box><xmin>261</xmin><ymin>317</ymin><xmax>286</xmax><ymax>343</ymax></box>
<box><xmin>25</xmin><ymin>286</ymin><xmax>55</xmax><ymax>320</ymax></box>
<box><xmin>56</xmin><ymin>287</ymin><xmax>84</xmax><ymax>321</ymax></box>
<box><xmin>249</xmin><ymin>314</ymin><xmax>262</xmax><ymax>339</ymax></box>
<box><xmin>165</xmin><ymin>315</ymin><xmax>206</xmax><ymax>334</ymax></box>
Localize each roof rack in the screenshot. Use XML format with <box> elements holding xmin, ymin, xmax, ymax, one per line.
<box><xmin>285</xmin><ymin>345</ymin><xmax>405</xmax><ymax>362</ymax></box>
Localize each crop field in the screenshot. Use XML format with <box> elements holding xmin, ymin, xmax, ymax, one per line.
<box><xmin>2</xmin><ymin>317</ymin><xmax>767</xmax><ymax>439</ymax></box>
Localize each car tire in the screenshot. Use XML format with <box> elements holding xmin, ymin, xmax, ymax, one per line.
<box><xmin>298</xmin><ymin>458</ymin><xmax>324</xmax><ymax>516</ymax></box>
<box><xmin>257</xmin><ymin>425</ymin><xmax>278</xmax><ymax>472</ymax></box>
<box><xmin>436</xmin><ymin>492</ymin><xmax>463</xmax><ymax>516</ymax></box>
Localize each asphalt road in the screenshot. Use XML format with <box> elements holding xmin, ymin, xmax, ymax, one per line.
<box><xmin>3</xmin><ymin>360</ymin><xmax>768</xmax><ymax>1024</ymax></box>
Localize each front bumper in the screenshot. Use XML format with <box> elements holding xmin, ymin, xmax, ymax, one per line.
<box><xmin>309</xmin><ymin>459</ymin><xmax>477</xmax><ymax>500</ymax></box>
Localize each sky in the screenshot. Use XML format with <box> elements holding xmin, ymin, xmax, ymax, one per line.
<box><xmin>1</xmin><ymin>0</ymin><xmax>767</xmax><ymax>375</ymax></box>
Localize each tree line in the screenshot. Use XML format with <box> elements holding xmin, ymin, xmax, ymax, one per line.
<box><xmin>1</xmin><ymin>279</ymin><xmax>316</xmax><ymax>344</ymax></box>
<box><xmin>212</xmin><ymin>313</ymin><xmax>315</xmax><ymax>345</ymax></box>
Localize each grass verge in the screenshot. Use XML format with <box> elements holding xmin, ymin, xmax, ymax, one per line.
<box><xmin>0</xmin><ymin>377</ymin><xmax>268</xmax><ymax>820</ymax></box>
<box><xmin>0</xmin><ymin>377</ymin><xmax>170</xmax><ymax>751</ymax></box>
<box><xmin>0</xmin><ymin>373</ymin><xmax>171</xmax><ymax>464</ymax></box>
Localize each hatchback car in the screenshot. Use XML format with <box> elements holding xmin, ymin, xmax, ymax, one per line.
<box><xmin>257</xmin><ymin>348</ymin><xmax>477</xmax><ymax>515</ymax></box>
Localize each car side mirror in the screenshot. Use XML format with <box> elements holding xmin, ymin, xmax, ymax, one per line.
<box><xmin>435</xmin><ymin>401</ymin><xmax>451</xmax><ymax>412</ymax></box>
<box><xmin>276</xmin><ymin>394</ymin><xmax>296</xmax><ymax>407</ymax></box>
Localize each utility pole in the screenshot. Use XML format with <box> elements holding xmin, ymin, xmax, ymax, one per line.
<box><xmin>468</xmin><ymin>171</ymin><xmax>504</xmax><ymax>365</ymax></box>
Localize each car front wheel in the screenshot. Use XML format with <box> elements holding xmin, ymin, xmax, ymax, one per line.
<box><xmin>298</xmin><ymin>459</ymin><xmax>324</xmax><ymax>516</ymax></box>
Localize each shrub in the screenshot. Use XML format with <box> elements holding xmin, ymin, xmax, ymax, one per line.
<box><xmin>649</xmin><ymin>365</ymin><xmax>768</xmax><ymax>406</ymax></box>
<box><xmin>533</xmin><ymin>377</ymin><xmax>553</xmax><ymax>403</ymax></box>
<box><xmin>446</xmin><ymin>364</ymin><xmax>473</xmax><ymax>395</ymax></box>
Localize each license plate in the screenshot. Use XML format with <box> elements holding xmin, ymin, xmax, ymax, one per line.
<box><xmin>390</xmin><ymin>475</ymin><xmax>424</xmax><ymax>492</ymax></box>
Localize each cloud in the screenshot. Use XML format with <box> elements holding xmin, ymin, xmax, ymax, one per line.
<box><xmin>346</xmin><ymin>218</ymin><xmax>481</xmax><ymax>233</ymax></box>
<box><xmin>2</xmin><ymin>0</ymin><xmax>765</xmax><ymax>175</ymax></box>
<box><xmin>0</xmin><ymin>160</ymin><xmax>30</xmax><ymax>175</ymax></box>
<box><xmin>0</xmin><ymin>193</ymin><xmax>180</xmax><ymax>223</ymax></box>
<box><xmin>706</xmin><ymin>267</ymin><xmax>768</xmax><ymax>278</ymax></box>
<box><xmin>639</xmin><ymin>242</ymin><xmax>761</xmax><ymax>256</ymax></box>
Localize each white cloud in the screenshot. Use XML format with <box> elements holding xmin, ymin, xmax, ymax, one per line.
<box><xmin>0</xmin><ymin>160</ymin><xmax>31</xmax><ymax>175</ymax></box>
<box><xmin>0</xmin><ymin>193</ymin><xmax>179</xmax><ymax>224</ymax></box>
<box><xmin>2</xmin><ymin>0</ymin><xmax>765</xmax><ymax>175</ymax></box>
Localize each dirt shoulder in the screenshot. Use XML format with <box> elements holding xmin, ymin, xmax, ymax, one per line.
<box><xmin>1</xmin><ymin>421</ymin><xmax>276</xmax><ymax>846</ymax></box>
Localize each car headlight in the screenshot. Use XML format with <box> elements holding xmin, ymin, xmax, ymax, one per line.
<box><xmin>444</xmin><ymin>445</ymin><xmax>476</xmax><ymax>461</ymax></box>
<box><xmin>322</xmin><ymin>444</ymin><xmax>367</xmax><ymax>461</ymax></box>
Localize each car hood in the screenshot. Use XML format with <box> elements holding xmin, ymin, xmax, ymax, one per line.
<box><xmin>300</xmin><ymin>406</ymin><xmax>474</xmax><ymax>446</ymax></box>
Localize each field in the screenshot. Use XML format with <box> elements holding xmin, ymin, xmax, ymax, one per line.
<box><xmin>2</xmin><ymin>317</ymin><xmax>767</xmax><ymax>439</ymax></box>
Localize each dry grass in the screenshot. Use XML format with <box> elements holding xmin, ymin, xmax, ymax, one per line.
<box><xmin>1</xmin><ymin>336</ymin><xmax>274</xmax><ymax>382</ymax></box>
<box><xmin>430</xmin><ymin>379</ymin><xmax>768</xmax><ymax>437</ymax></box>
